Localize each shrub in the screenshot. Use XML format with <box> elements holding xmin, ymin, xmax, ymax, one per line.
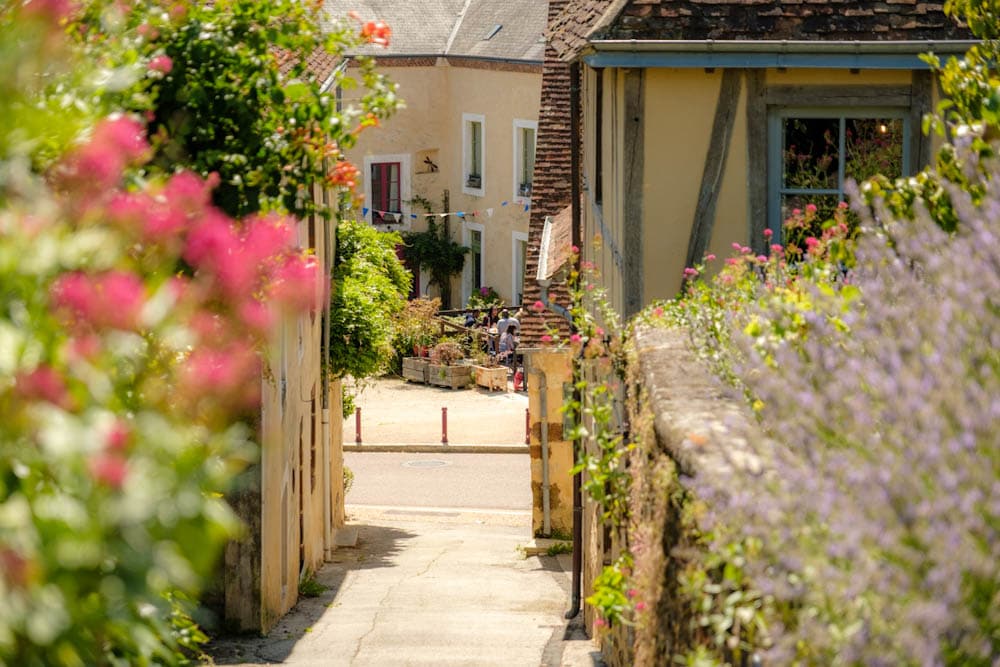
<box><xmin>429</xmin><ymin>341</ymin><xmax>464</xmax><ymax>366</ymax></box>
<box><xmin>690</xmin><ymin>173</ymin><xmax>1000</xmax><ymax>664</ymax></box>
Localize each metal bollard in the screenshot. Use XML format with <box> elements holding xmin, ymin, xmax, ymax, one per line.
<box><xmin>355</xmin><ymin>407</ymin><xmax>362</xmax><ymax>444</ymax></box>
<box><xmin>525</xmin><ymin>408</ymin><xmax>530</xmax><ymax>445</ymax></box>
<box><xmin>441</xmin><ymin>407</ymin><xmax>448</xmax><ymax>445</ymax></box>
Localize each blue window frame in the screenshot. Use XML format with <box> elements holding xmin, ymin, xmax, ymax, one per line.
<box><xmin>767</xmin><ymin>108</ymin><xmax>911</xmax><ymax>242</ymax></box>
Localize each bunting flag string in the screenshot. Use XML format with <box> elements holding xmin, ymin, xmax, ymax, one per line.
<box><xmin>360</xmin><ymin>197</ymin><xmax>530</xmax><ymax>224</ymax></box>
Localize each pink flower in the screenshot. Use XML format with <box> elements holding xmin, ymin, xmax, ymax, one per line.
<box><xmin>271</xmin><ymin>255</ymin><xmax>320</xmax><ymax>312</ymax></box>
<box><xmin>569</xmin><ymin>333</ymin><xmax>582</xmax><ymax>343</ymax></box>
<box><xmin>239</xmin><ymin>299</ymin><xmax>273</xmax><ymax>335</ymax></box>
<box><xmin>595</xmin><ymin>327</ymin><xmax>604</xmax><ymax>337</ymax></box>
<box><xmin>571</xmin><ymin>245</ymin><xmax>580</xmax><ymax>254</ymax></box>
<box><xmin>838</xmin><ymin>200</ymin><xmax>849</xmax><ymax>209</ymax></box>
<box><xmin>540</xmin><ymin>334</ymin><xmax>553</xmax><ymax>343</ymax></box>
<box><xmin>731</xmin><ymin>242</ymin><xmax>742</xmax><ymax>250</ymax></box>
<box><xmin>90</xmin><ymin>454</ymin><xmax>127</xmax><ymax>489</ymax></box>
<box><xmin>757</xmin><ymin>255</ymin><xmax>768</xmax><ymax>263</ymax></box>
<box><xmin>805</xmin><ymin>237</ymin><xmax>820</xmax><ymax>248</ymax></box>
<box><xmin>805</xmin><ymin>203</ymin><xmax>818</xmax><ymax>214</ymax></box>
<box><xmin>653</xmin><ymin>307</ymin><xmax>664</xmax><ymax>318</ymax></box>
<box><xmin>771</xmin><ymin>244</ymin><xmax>784</xmax><ymax>253</ymax></box>
<box><xmin>705</xmin><ymin>254</ymin><xmax>716</xmax><ymax>262</ymax></box>
<box><xmin>594</xmin><ymin>618</ymin><xmax>606</xmax><ymax>628</ymax></box>
<box><xmin>106</xmin><ymin>421</ymin><xmax>131</xmax><ymax>452</ymax></box>
<box><xmin>635</xmin><ymin>601</ymin><xmax>647</xmax><ymax>612</ymax></box>
<box><xmin>148</xmin><ymin>54</ymin><xmax>173</xmax><ymax>74</ymax></box>
<box><xmin>763</xmin><ymin>228</ymin><xmax>773</xmax><ymax>239</ymax></box>
<box><xmin>726</xmin><ymin>257</ymin><xmax>740</xmax><ymax>266</ymax></box>
<box><xmin>740</xmin><ymin>246</ymin><xmax>751</xmax><ymax>254</ymax></box>
<box><xmin>100</xmin><ymin>271</ymin><xmax>145</xmax><ymax>329</ymax></box>
<box><xmin>683</xmin><ymin>267</ymin><xmax>698</xmax><ymax>277</ymax></box>
<box><xmin>92</xmin><ymin>116</ymin><xmax>148</xmax><ymax>163</ymax></box>
<box><xmin>532</xmin><ymin>300</ymin><xmax>545</xmax><ymax>312</ymax></box>
<box><xmin>15</xmin><ymin>365</ymin><xmax>72</xmax><ymax>409</ymax></box>
<box><xmin>627</xmin><ymin>588</ymin><xmax>637</xmax><ymax>598</ymax></box>
<box><xmin>164</xmin><ymin>170</ymin><xmax>216</xmax><ymax>212</ymax></box>
<box><xmin>792</xmin><ymin>208</ymin><xmax>802</xmax><ymax>216</ymax></box>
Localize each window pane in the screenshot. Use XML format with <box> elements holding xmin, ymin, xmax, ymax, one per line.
<box><xmin>845</xmin><ymin>118</ymin><xmax>903</xmax><ymax>182</ymax></box>
<box><xmin>780</xmin><ymin>194</ymin><xmax>841</xmax><ymax>246</ymax></box>
<box><xmin>470</xmin><ymin>230</ymin><xmax>483</xmax><ymax>291</ymax></box>
<box><xmin>782</xmin><ymin>118</ymin><xmax>839</xmax><ymax>190</ymax></box>
<box><xmin>522</xmin><ymin>128</ymin><xmax>535</xmax><ymax>186</ymax></box>
<box><xmin>470</xmin><ymin>122</ymin><xmax>482</xmax><ymax>178</ymax></box>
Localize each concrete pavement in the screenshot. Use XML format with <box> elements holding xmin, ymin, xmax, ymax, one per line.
<box><xmin>206</xmin><ymin>378</ymin><xmax>604</xmax><ymax>666</ymax></box>
<box><xmin>207</xmin><ymin>508</ymin><xmax>604</xmax><ymax>666</ymax></box>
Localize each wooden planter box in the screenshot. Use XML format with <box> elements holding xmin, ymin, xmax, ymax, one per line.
<box><xmin>474</xmin><ymin>365</ymin><xmax>508</xmax><ymax>391</ymax></box>
<box><xmin>402</xmin><ymin>356</ymin><xmax>430</xmax><ymax>384</ymax></box>
<box><xmin>428</xmin><ymin>363</ymin><xmax>472</xmax><ymax>389</ymax></box>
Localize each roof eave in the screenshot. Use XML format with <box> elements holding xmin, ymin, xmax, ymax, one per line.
<box><xmin>573</xmin><ymin>39</ymin><xmax>979</xmax><ymax>69</ymax></box>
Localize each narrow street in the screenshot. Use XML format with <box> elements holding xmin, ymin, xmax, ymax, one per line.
<box><xmin>207</xmin><ymin>379</ymin><xmax>602</xmax><ymax>667</ymax></box>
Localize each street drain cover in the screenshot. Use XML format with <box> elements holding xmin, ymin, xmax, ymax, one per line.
<box><xmin>402</xmin><ymin>459</ymin><xmax>450</xmax><ymax>468</ymax></box>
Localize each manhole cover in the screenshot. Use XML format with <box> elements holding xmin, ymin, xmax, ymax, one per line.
<box><xmin>402</xmin><ymin>459</ymin><xmax>450</xmax><ymax>468</ymax></box>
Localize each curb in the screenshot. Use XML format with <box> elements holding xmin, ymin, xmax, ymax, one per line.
<box><xmin>344</xmin><ymin>443</ymin><xmax>529</xmax><ymax>454</ymax></box>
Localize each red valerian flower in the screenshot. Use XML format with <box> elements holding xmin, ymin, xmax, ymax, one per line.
<box><xmin>89</xmin><ymin>454</ymin><xmax>127</xmax><ymax>488</ymax></box>
<box><xmin>361</xmin><ymin>20</ymin><xmax>391</xmax><ymax>47</ymax></box>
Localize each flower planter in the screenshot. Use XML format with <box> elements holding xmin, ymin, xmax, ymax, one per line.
<box><xmin>474</xmin><ymin>364</ymin><xmax>508</xmax><ymax>391</ymax></box>
<box><xmin>428</xmin><ymin>363</ymin><xmax>472</xmax><ymax>389</ymax></box>
<box><xmin>402</xmin><ymin>356</ymin><xmax>430</xmax><ymax>384</ymax></box>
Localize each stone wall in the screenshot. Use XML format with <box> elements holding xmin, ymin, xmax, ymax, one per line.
<box><xmin>592</xmin><ymin>324</ymin><xmax>762</xmax><ymax>666</ymax></box>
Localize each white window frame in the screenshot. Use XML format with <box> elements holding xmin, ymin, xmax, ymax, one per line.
<box><xmin>512</xmin><ymin>119</ymin><xmax>538</xmax><ymax>205</ymax></box>
<box><xmin>362</xmin><ymin>153</ymin><xmax>412</xmax><ymax>230</ymax></box>
<box><xmin>462</xmin><ymin>113</ymin><xmax>486</xmax><ymax>197</ymax></box>
<box><xmin>462</xmin><ymin>221</ymin><xmax>486</xmax><ymax>305</ymax></box>
<box><xmin>511</xmin><ymin>230</ymin><xmax>528</xmax><ymax>308</ymax></box>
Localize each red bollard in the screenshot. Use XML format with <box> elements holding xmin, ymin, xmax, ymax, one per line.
<box><xmin>441</xmin><ymin>407</ymin><xmax>448</xmax><ymax>445</ymax></box>
<box><xmin>355</xmin><ymin>407</ymin><xmax>362</xmax><ymax>444</ymax></box>
<box><xmin>525</xmin><ymin>408</ymin><xmax>530</xmax><ymax>445</ymax></box>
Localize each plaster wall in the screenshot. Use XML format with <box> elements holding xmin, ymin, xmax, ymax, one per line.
<box><xmin>344</xmin><ymin>62</ymin><xmax>541</xmax><ymax>307</ymax></box>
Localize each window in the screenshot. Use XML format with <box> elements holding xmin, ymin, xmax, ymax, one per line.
<box><xmin>513</xmin><ymin>120</ymin><xmax>537</xmax><ymax>202</ymax></box>
<box><xmin>362</xmin><ymin>153</ymin><xmax>411</xmax><ymax>228</ymax></box>
<box><xmin>463</xmin><ymin>113</ymin><xmax>486</xmax><ymax>196</ymax></box>
<box><xmin>512</xmin><ymin>231</ymin><xmax>528</xmax><ymax>307</ymax></box>
<box><xmin>768</xmin><ymin>109</ymin><xmax>909</xmax><ymax>242</ymax></box>
<box><xmin>464</xmin><ymin>222</ymin><xmax>485</xmax><ymax>303</ymax></box>
<box><xmin>370</xmin><ymin>161</ymin><xmax>400</xmax><ymax>225</ymax></box>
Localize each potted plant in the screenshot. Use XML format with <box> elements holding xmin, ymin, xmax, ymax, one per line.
<box><xmin>472</xmin><ymin>348</ymin><xmax>507</xmax><ymax>391</ymax></box>
<box><xmin>397</xmin><ymin>298</ymin><xmax>440</xmax><ymax>382</ymax></box>
<box><xmin>428</xmin><ymin>341</ymin><xmax>472</xmax><ymax>389</ymax></box>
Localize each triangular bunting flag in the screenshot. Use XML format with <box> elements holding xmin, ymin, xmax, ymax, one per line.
<box><xmin>486</xmin><ymin>208</ymin><xmax>494</xmax><ymax>217</ymax></box>
<box><xmin>523</xmin><ymin>203</ymin><xmax>530</xmax><ymax>212</ymax></box>
<box><xmin>501</xmin><ymin>201</ymin><xmax>508</xmax><ymax>207</ymax></box>
<box><xmin>362</xmin><ymin>207</ymin><xmax>369</xmax><ymax>216</ymax></box>
<box><xmin>456</xmin><ymin>211</ymin><xmax>465</xmax><ymax>217</ymax></box>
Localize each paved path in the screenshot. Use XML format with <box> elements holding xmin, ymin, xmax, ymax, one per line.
<box><xmin>343</xmin><ymin>376</ymin><xmax>529</xmax><ymax>448</ymax></box>
<box><xmin>207</xmin><ymin>378</ymin><xmax>603</xmax><ymax>666</ymax></box>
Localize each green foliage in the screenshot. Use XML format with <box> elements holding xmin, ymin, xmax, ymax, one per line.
<box><xmin>391</xmin><ymin>297</ymin><xmax>441</xmax><ymax>362</ymax></box>
<box><xmin>79</xmin><ymin>0</ymin><xmax>399</xmax><ymax>220</ymax></box>
<box><xmin>466</xmin><ymin>285</ymin><xmax>502</xmax><ymax>310</ymax></box>
<box><xmin>298</xmin><ymin>573</ymin><xmax>326</xmax><ymax>598</ymax></box>
<box><xmin>328</xmin><ymin>220</ymin><xmax>411</xmax><ymax>380</ymax></box>
<box><xmin>343</xmin><ymin>465</ymin><xmax>355</xmax><ymax>497</ymax></box>
<box><xmin>587</xmin><ymin>553</ymin><xmax>635</xmax><ymax>628</ymax></box>
<box><xmin>860</xmin><ymin>0</ymin><xmax>999</xmax><ymax>229</ymax></box>
<box><xmin>545</xmin><ymin>542</ymin><xmax>573</xmax><ymax>557</ymax></box>
<box><xmin>401</xmin><ymin>219</ymin><xmax>467</xmax><ymax>305</ymax></box>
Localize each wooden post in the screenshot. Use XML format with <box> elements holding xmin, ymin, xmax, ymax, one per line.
<box><xmin>354</xmin><ymin>407</ymin><xmax>361</xmax><ymax>445</ymax></box>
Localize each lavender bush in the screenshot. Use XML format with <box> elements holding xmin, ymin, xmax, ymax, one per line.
<box><xmin>695</xmin><ymin>168</ymin><xmax>1000</xmax><ymax>664</ymax></box>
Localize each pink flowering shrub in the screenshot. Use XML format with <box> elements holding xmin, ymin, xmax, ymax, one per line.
<box><xmin>0</xmin><ymin>7</ymin><xmax>318</xmax><ymax>661</ymax></box>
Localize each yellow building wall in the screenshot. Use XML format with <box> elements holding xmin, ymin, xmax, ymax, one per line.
<box><xmin>636</xmin><ymin>67</ymin><xmax>924</xmax><ymax>303</ymax></box>
<box><xmin>344</xmin><ymin>62</ymin><xmax>541</xmax><ymax>308</ymax></box>
<box><xmin>527</xmin><ymin>350</ymin><xmax>574</xmax><ymax>538</ymax></box>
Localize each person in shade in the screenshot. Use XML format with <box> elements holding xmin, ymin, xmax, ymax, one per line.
<box><xmin>498</xmin><ymin>322</ymin><xmax>519</xmax><ymax>371</ymax></box>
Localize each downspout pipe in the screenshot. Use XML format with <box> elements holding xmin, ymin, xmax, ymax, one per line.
<box><xmin>539</xmin><ymin>369</ymin><xmax>551</xmax><ymax>536</ymax></box>
<box><xmin>565</xmin><ymin>59</ymin><xmax>583</xmax><ymax>621</ymax></box>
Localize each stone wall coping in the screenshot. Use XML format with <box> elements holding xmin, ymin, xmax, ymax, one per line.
<box><xmin>633</xmin><ymin>325</ymin><xmax>764</xmax><ymax>481</ymax></box>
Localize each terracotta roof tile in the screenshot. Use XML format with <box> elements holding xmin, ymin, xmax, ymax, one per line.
<box><xmin>551</xmin><ymin>0</ymin><xmax>971</xmax><ymax>60</ymax></box>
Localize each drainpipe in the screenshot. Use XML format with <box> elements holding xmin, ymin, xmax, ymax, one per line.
<box><xmin>566</xmin><ymin>60</ymin><xmax>583</xmax><ymax>621</ymax></box>
<box><xmin>322</xmin><ymin>212</ymin><xmax>334</xmax><ymax>559</ymax></box>
<box><xmin>538</xmin><ymin>368</ymin><xmax>551</xmax><ymax>536</ymax></box>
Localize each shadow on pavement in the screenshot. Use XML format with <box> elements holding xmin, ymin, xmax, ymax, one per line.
<box><xmin>205</xmin><ymin>523</ymin><xmax>415</xmax><ymax>665</ymax></box>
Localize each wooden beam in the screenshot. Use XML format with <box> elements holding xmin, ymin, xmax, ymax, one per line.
<box><xmin>686</xmin><ymin>69</ymin><xmax>742</xmax><ymax>272</ymax></box>
<box><xmin>746</xmin><ymin>70</ymin><xmax>767</xmax><ymax>254</ymax></box>
<box><xmin>910</xmin><ymin>70</ymin><xmax>934</xmax><ymax>170</ymax></box>
<box><xmin>623</xmin><ymin>68</ymin><xmax>644</xmax><ymax>318</ymax></box>
<box><xmin>765</xmin><ymin>85</ymin><xmax>911</xmax><ymax>108</ymax></box>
